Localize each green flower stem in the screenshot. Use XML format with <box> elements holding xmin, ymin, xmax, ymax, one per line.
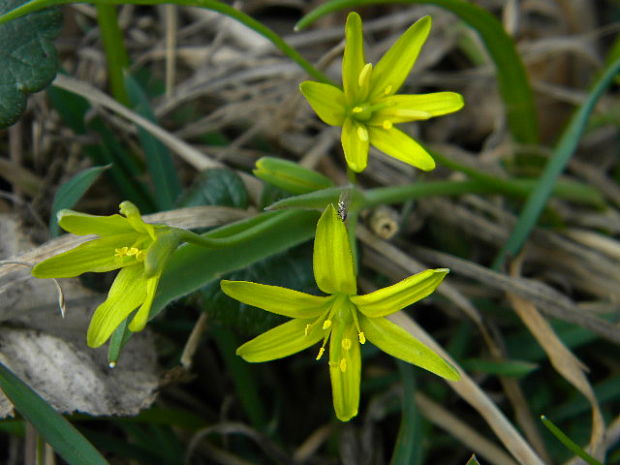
<box><xmin>363</xmin><ymin>179</ymin><xmax>602</xmax><ymax>208</ymax></box>
<box><xmin>96</xmin><ymin>4</ymin><xmax>130</xmax><ymax>105</ymax></box>
<box><xmin>0</xmin><ymin>0</ymin><xmax>332</xmax><ymax>85</ymax></box>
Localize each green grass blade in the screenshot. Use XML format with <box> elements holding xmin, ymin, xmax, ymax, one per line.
<box><xmin>390</xmin><ymin>362</ymin><xmax>422</xmax><ymax>465</ymax></box>
<box><xmin>465</xmin><ymin>455</ymin><xmax>481</xmax><ymax>465</ymax></box>
<box><xmin>0</xmin><ymin>0</ymin><xmax>331</xmax><ymax>84</ymax></box>
<box><xmin>296</xmin><ymin>0</ymin><xmax>538</xmax><ymax>144</ymax></box>
<box><xmin>125</xmin><ymin>74</ymin><xmax>181</xmax><ymax>210</ymax></box>
<box><xmin>493</xmin><ymin>57</ymin><xmax>620</xmax><ymax>269</ymax></box>
<box><xmin>49</xmin><ymin>164</ymin><xmax>109</xmax><ymax>237</ymax></box>
<box><xmin>0</xmin><ymin>362</ymin><xmax>110</xmax><ymax>465</ymax></box>
<box><xmin>96</xmin><ymin>4</ymin><xmax>129</xmax><ymax>105</ymax></box>
<box><xmin>540</xmin><ymin>415</ymin><xmax>603</xmax><ymax>465</ymax></box>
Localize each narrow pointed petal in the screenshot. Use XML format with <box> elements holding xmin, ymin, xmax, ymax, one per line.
<box><xmin>221</xmin><ymin>280</ymin><xmax>329</xmax><ymax>319</ymax></box>
<box><xmin>368</xmin><ymin>126</ymin><xmax>435</xmax><ymax>171</ymax></box>
<box><xmin>314</xmin><ymin>205</ymin><xmax>356</xmax><ymax>295</ymax></box>
<box><xmin>128</xmin><ymin>274</ymin><xmax>160</xmax><ymax>332</ymax></box>
<box><xmin>300</xmin><ymin>81</ymin><xmax>346</xmax><ymax>126</ymax></box>
<box><xmin>329</xmin><ymin>318</ymin><xmax>361</xmax><ymax>421</ymax></box>
<box><xmin>87</xmin><ymin>265</ymin><xmax>147</xmax><ymax>347</ymax></box>
<box><xmin>341</xmin><ymin>118</ymin><xmax>369</xmax><ymax>173</ymax></box>
<box><xmin>144</xmin><ymin>230</ymin><xmax>181</xmax><ymax>277</ymax></box>
<box><xmin>32</xmin><ymin>233</ymin><xmax>138</xmax><ymax>278</ymax></box>
<box><xmin>120</xmin><ymin>201</ymin><xmax>156</xmax><ymax>239</ymax></box>
<box><xmin>342</xmin><ymin>12</ymin><xmax>365</xmax><ymax>102</ymax></box>
<box><xmin>369</xmin><ymin>16</ymin><xmax>432</xmax><ymax>100</ymax></box>
<box><xmin>360</xmin><ymin>315</ymin><xmax>459</xmax><ymax>381</ymax></box>
<box><xmin>369</xmin><ymin>92</ymin><xmax>464</xmax><ymax>124</ymax></box>
<box><xmin>237</xmin><ymin>318</ymin><xmax>324</xmax><ymax>362</ymax></box>
<box><xmin>352</xmin><ymin>269</ymin><xmax>448</xmax><ymax>317</ymax></box>
<box><xmin>57</xmin><ymin>210</ymin><xmax>134</xmax><ymax>236</ymax></box>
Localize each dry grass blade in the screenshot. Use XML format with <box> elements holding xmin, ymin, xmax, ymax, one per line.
<box><xmin>415</xmin><ymin>392</ymin><xmax>518</xmax><ymax>465</ymax></box>
<box><xmin>388</xmin><ymin>311</ymin><xmax>545</xmax><ymax>465</ymax></box>
<box><xmin>508</xmin><ymin>259</ymin><xmax>605</xmax><ymax>462</ymax></box>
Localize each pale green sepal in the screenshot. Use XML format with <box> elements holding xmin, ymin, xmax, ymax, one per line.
<box><xmin>57</xmin><ymin>210</ymin><xmax>134</xmax><ymax>236</ymax></box>
<box><xmin>32</xmin><ymin>233</ymin><xmax>138</xmax><ymax>278</ymax></box>
<box><xmin>253</xmin><ymin>157</ymin><xmax>334</xmax><ymax>195</ymax></box>
<box><xmin>87</xmin><ymin>265</ymin><xmax>147</xmax><ymax>347</ymax></box>
<box><xmin>313</xmin><ymin>205</ymin><xmax>356</xmax><ymax>295</ymax></box>
<box><xmin>370</xmin><ymin>92</ymin><xmax>464</xmax><ymax>124</ymax></box>
<box><xmin>236</xmin><ymin>318</ymin><xmax>324</xmax><ymax>362</ymax></box>
<box><xmin>360</xmin><ymin>314</ymin><xmax>460</xmax><ymax>381</ymax></box>
<box><xmin>221</xmin><ymin>280</ymin><xmax>329</xmax><ymax>319</ymax></box>
<box><xmin>128</xmin><ymin>274</ymin><xmax>160</xmax><ymax>332</ymax></box>
<box><xmin>119</xmin><ymin>201</ymin><xmax>155</xmax><ymax>239</ymax></box>
<box><xmin>299</xmin><ymin>81</ymin><xmax>346</xmax><ymax>126</ymax></box>
<box><xmin>352</xmin><ymin>269</ymin><xmax>448</xmax><ymax>317</ymax></box>
<box><xmin>143</xmin><ymin>229</ymin><xmax>181</xmax><ymax>278</ymax></box>
<box><xmin>341</xmin><ymin>117</ymin><xmax>369</xmax><ymax>173</ymax></box>
<box><xmin>343</xmin><ymin>12</ymin><xmax>365</xmax><ymax>103</ymax></box>
<box><xmin>329</xmin><ymin>316</ymin><xmax>361</xmax><ymax>421</ymax></box>
<box><xmin>368</xmin><ymin>126</ymin><xmax>435</xmax><ymax>171</ymax></box>
<box><xmin>369</xmin><ymin>16</ymin><xmax>432</xmax><ymax>101</ymax></box>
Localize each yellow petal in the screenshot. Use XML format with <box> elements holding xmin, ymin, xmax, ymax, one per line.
<box><xmin>360</xmin><ymin>314</ymin><xmax>459</xmax><ymax>381</ymax></box>
<box><xmin>342</xmin><ymin>12</ymin><xmax>366</xmax><ymax>103</ymax></box>
<box><xmin>369</xmin><ymin>16</ymin><xmax>432</xmax><ymax>100</ymax></box>
<box><xmin>57</xmin><ymin>210</ymin><xmax>134</xmax><ymax>236</ymax></box>
<box><xmin>299</xmin><ymin>81</ymin><xmax>346</xmax><ymax>126</ymax></box>
<box><xmin>119</xmin><ymin>201</ymin><xmax>156</xmax><ymax>240</ymax></box>
<box><xmin>313</xmin><ymin>205</ymin><xmax>356</xmax><ymax>295</ymax></box>
<box><xmin>368</xmin><ymin>126</ymin><xmax>435</xmax><ymax>171</ymax></box>
<box><xmin>128</xmin><ymin>274</ymin><xmax>160</xmax><ymax>332</ymax></box>
<box><xmin>236</xmin><ymin>318</ymin><xmax>324</xmax><ymax>362</ymax></box>
<box><xmin>341</xmin><ymin>118</ymin><xmax>369</xmax><ymax>173</ymax></box>
<box><xmin>328</xmin><ymin>316</ymin><xmax>361</xmax><ymax>421</ymax></box>
<box><xmin>370</xmin><ymin>92</ymin><xmax>464</xmax><ymax>125</ymax></box>
<box><xmin>352</xmin><ymin>269</ymin><xmax>448</xmax><ymax>317</ymax></box>
<box><xmin>221</xmin><ymin>280</ymin><xmax>329</xmax><ymax>319</ymax></box>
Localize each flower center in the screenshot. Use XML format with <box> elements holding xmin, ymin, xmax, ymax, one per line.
<box><xmin>114</xmin><ymin>246</ymin><xmax>146</xmax><ymax>262</ymax></box>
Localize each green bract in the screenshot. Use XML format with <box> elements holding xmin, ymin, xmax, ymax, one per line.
<box><xmin>300</xmin><ymin>12</ymin><xmax>464</xmax><ymax>173</ymax></box>
<box><xmin>221</xmin><ymin>204</ymin><xmax>459</xmax><ymax>421</ymax></box>
<box><xmin>32</xmin><ymin>201</ymin><xmax>182</xmax><ymax>348</ymax></box>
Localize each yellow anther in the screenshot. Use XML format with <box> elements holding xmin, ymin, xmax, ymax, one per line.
<box><xmin>357</xmin><ymin>126</ymin><xmax>369</xmax><ymax>142</ymax></box>
<box><xmin>135</xmin><ymin>250</ymin><xmax>146</xmax><ymax>261</ymax></box>
<box><xmin>322</xmin><ymin>319</ymin><xmax>332</xmax><ymax>330</ymax></box>
<box><xmin>358</xmin><ymin>63</ymin><xmax>372</xmax><ymax>88</ymax></box>
<box><xmin>384</xmin><ymin>85</ymin><xmax>393</xmax><ymax>95</ymax></box>
<box><xmin>126</xmin><ymin>247</ymin><xmax>139</xmax><ymax>256</ymax></box>
<box><xmin>342</xmin><ymin>338</ymin><xmax>352</xmax><ymax>350</ymax></box>
<box><xmin>352</xmin><ymin>106</ymin><xmax>364</xmax><ymax>114</ymax></box>
<box><xmin>316</xmin><ymin>347</ymin><xmax>325</xmax><ymax>360</ymax></box>
<box><xmin>358</xmin><ymin>332</ymin><xmax>366</xmax><ymax>344</ymax></box>
<box><xmin>382</xmin><ymin>120</ymin><xmax>393</xmax><ymax>130</ymax></box>
<box><xmin>339</xmin><ymin>358</ymin><xmax>347</xmax><ymax>372</ymax></box>
<box><xmin>304</xmin><ymin>324</ymin><xmax>311</xmax><ymax>336</ymax></box>
<box><xmin>114</xmin><ymin>246</ymin><xmax>129</xmax><ymax>257</ymax></box>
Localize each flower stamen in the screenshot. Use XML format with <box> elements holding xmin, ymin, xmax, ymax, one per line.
<box><xmin>342</xmin><ymin>338</ymin><xmax>352</xmax><ymax>350</ymax></box>
<box><xmin>339</xmin><ymin>358</ymin><xmax>347</xmax><ymax>372</ymax></box>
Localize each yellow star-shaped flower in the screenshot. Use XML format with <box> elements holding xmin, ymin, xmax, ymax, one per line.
<box><xmin>300</xmin><ymin>12</ymin><xmax>464</xmax><ymax>173</ymax></box>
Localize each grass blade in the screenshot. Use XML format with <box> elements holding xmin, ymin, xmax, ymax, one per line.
<box><xmin>0</xmin><ymin>362</ymin><xmax>110</xmax><ymax>465</ymax></box>
<box><xmin>390</xmin><ymin>362</ymin><xmax>422</xmax><ymax>465</ymax></box>
<box><xmin>540</xmin><ymin>415</ymin><xmax>604</xmax><ymax>465</ymax></box>
<box><xmin>493</xmin><ymin>57</ymin><xmax>620</xmax><ymax>269</ymax></box>
<box><xmin>296</xmin><ymin>0</ymin><xmax>538</xmax><ymax>144</ymax></box>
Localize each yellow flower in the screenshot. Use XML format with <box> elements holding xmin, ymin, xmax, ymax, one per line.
<box><xmin>221</xmin><ymin>204</ymin><xmax>459</xmax><ymax>421</ymax></box>
<box><xmin>300</xmin><ymin>12</ymin><xmax>464</xmax><ymax>173</ymax></box>
<box><xmin>32</xmin><ymin>202</ymin><xmax>182</xmax><ymax>347</ymax></box>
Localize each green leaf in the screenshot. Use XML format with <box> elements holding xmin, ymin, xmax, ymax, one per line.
<box><xmin>125</xmin><ymin>74</ymin><xmax>181</xmax><ymax>210</ymax></box>
<box><xmin>540</xmin><ymin>415</ymin><xmax>604</xmax><ymax>465</ymax></box>
<box><xmin>0</xmin><ymin>361</ymin><xmax>110</xmax><ymax>465</ymax></box>
<box><xmin>178</xmin><ymin>168</ymin><xmax>248</xmax><ymax>209</ymax></box>
<box><xmin>465</xmin><ymin>455</ymin><xmax>481</xmax><ymax>465</ymax></box>
<box><xmin>0</xmin><ymin>0</ymin><xmax>61</xmax><ymax>128</ymax></box>
<box><xmin>390</xmin><ymin>362</ymin><xmax>422</xmax><ymax>465</ymax></box>
<box><xmin>493</xmin><ymin>56</ymin><xmax>620</xmax><ymax>268</ymax></box>
<box><xmin>296</xmin><ymin>0</ymin><xmax>538</xmax><ymax>145</ymax></box>
<box><xmin>49</xmin><ymin>165</ymin><xmax>110</xmax><ymax>237</ymax></box>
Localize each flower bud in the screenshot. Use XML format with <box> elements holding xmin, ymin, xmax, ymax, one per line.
<box><xmin>253</xmin><ymin>157</ymin><xmax>333</xmax><ymax>195</ymax></box>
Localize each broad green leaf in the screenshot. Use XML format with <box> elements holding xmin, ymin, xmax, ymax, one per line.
<box><xmin>178</xmin><ymin>168</ymin><xmax>248</xmax><ymax>210</ymax></box>
<box><xmin>0</xmin><ymin>361</ymin><xmax>110</xmax><ymax>465</ymax></box>
<box><xmin>125</xmin><ymin>74</ymin><xmax>181</xmax><ymax>210</ymax></box>
<box><xmin>296</xmin><ymin>0</ymin><xmax>538</xmax><ymax>145</ymax></box>
<box><xmin>0</xmin><ymin>0</ymin><xmax>61</xmax><ymax>128</ymax></box>
<box><xmin>49</xmin><ymin>165</ymin><xmax>110</xmax><ymax>237</ymax></box>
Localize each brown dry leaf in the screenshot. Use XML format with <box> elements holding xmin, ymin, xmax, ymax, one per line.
<box><xmin>508</xmin><ymin>261</ymin><xmax>605</xmax><ymax>462</ymax></box>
